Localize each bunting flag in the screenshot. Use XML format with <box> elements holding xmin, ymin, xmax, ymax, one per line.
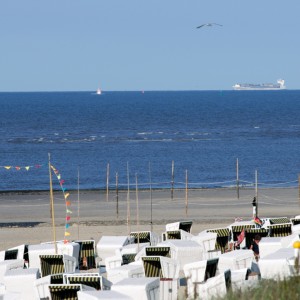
<box><xmin>0</xmin><ymin>164</ymin><xmax>44</xmax><ymax>171</ymax></box>
<box><xmin>51</xmin><ymin>165</ymin><xmax>72</xmax><ymax>244</ymax></box>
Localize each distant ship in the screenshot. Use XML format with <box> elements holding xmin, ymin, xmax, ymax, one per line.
<box><xmin>96</xmin><ymin>87</ymin><xmax>102</xmax><ymax>95</ymax></box>
<box><xmin>233</xmin><ymin>79</ymin><xmax>286</xmax><ymax>90</ymax></box>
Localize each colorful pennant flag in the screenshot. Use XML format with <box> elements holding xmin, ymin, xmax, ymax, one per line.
<box><xmin>51</xmin><ymin>164</ymin><xmax>72</xmax><ymax>243</ymax></box>
<box><xmin>1</xmin><ymin>164</ymin><xmax>44</xmax><ymax>171</ymax></box>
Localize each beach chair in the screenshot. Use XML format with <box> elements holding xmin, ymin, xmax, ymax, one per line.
<box><xmin>162</xmin><ymin>229</ymin><xmax>194</xmax><ymax>241</ymax></box>
<box><xmin>145</xmin><ymin>246</ymin><xmax>171</xmax><ymax>258</ymax></box>
<box><xmin>74</xmin><ymin>240</ymin><xmax>96</xmax><ymax>270</ymax></box>
<box><xmin>65</xmin><ymin>273</ymin><xmax>112</xmax><ymax>291</ymax></box>
<box><xmin>269</xmin><ymin>223</ymin><xmax>292</xmax><ymax>237</ymax></box>
<box><xmin>207</xmin><ymin>228</ymin><xmax>231</xmax><ymax>253</ymax></box>
<box><xmin>4</xmin><ymin>267</ymin><xmax>40</xmax><ymax>300</ymax></box>
<box><xmin>142</xmin><ymin>257</ymin><xmax>162</xmax><ymax>278</ymax></box>
<box><xmin>4</xmin><ymin>249</ymin><xmax>18</xmax><ymax>260</ymax></box>
<box><xmin>290</xmin><ymin>217</ymin><xmax>300</xmax><ymax>226</ymax></box>
<box><xmin>205</xmin><ymin>258</ymin><xmax>219</xmax><ymax>280</ymax></box>
<box><xmin>245</xmin><ymin>228</ymin><xmax>268</xmax><ymax>249</ymax></box>
<box><xmin>40</xmin><ymin>255</ymin><xmax>64</xmax><ymax>277</ymax></box>
<box><xmin>183</xmin><ymin>258</ymin><xmax>225</xmax><ymax>299</ymax></box>
<box><xmin>269</xmin><ymin>217</ymin><xmax>290</xmax><ymax>225</ymax></box>
<box><xmin>34</xmin><ymin>273</ymin><xmax>65</xmax><ymax>299</ymax></box>
<box><xmin>39</xmin><ymin>254</ymin><xmax>76</xmax><ymax>277</ymax></box>
<box><xmin>197</xmin><ymin>270</ymin><xmax>231</xmax><ymax>300</ymax></box>
<box><xmin>49</xmin><ymin>284</ymin><xmax>94</xmax><ymax>300</ymax></box>
<box><xmin>142</xmin><ymin>256</ymin><xmax>179</xmax><ymax>279</ymax></box>
<box><xmin>121</xmin><ymin>253</ymin><xmax>136</xmax><ymax>265</ymax></box>
<box><xmin>130</xmin><ymin>231</ymin><xmax>151</xmax><ymax>244</ymax></box>
<box><xmin>166</xmin><ymin>220</ymin><xmax>193</xmax><ymax>233</ymax></box>
<box><xmin>231</xmin><ymin>225</ymin><xmax>254</xmax><ymax>244</ymax></box>
<box><xmin>165</xmin><ymin>230</ymin><xmax>181</xmax><ymax>240</ymax></box>
<box><xmin>97</xmin><ymin>236</ymin><xmax>133</xmax><ymax>266</ymax></box>
<box><xmin>111</xmin><ymin>277</ymin><xmax>160</xmax><ymax>300</ymax></box>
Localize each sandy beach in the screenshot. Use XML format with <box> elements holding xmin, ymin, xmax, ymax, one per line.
<box><xmin>1</xmin><ymin>187</ymin><xmax>299</xmax><ymax>251</ymax></box>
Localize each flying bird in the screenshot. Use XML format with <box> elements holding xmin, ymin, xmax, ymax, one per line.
<box><xmin>196</xmin><ymin>23</ymin><xmax>223</xmax><ymax>29</ymax></box>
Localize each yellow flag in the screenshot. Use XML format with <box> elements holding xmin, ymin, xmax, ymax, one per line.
<box><xmin>25</xmin><ymin>166</ymin><xmax>30</xmax><ymax>171</ymax></box>
<box><xmin>4</xmin><ymin>166</ymin><xmax>11</xmax><ymax>170</ymax></box>
<box><xmin>65</xmin><ymin>232</ymin><xmax>70</xmax><ymax>236</ymax></box>
<box><xmin>64</xmin><ymin>193</ymin><xmax>70</xmax><ymax>199</ymax></box>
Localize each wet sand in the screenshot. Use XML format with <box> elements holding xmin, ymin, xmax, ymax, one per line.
<box><xmin>0</xmin><ymin>187</ymin><xmax>299</xmax><ymax>251</ymax></box>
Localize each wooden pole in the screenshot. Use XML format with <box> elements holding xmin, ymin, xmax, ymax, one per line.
<box><xmin>298</xmin><ymin>174</ymin><xmax>300</xmax><ymax>203</ymax></box>
<box><xmin>77</xmin><ymin>168</ymin><xmax>80</xmax><ymax>240</ymax></box>
<box><xmin>136</xmin><ymin>173</ymin><xmax>140</xmax><ymax>250</ymax></box>
<box><xmin>106</xmin><ymin>163</ymin><xmax>110</xmax><ymax>202</ymax></box>
<box><xmin>126</xmin><ymin>162</ymin><xmax>131</xmax><ymax>234</ymax></box>
<box><xmin>48</xmin><ymin>153</ymin><xmax>57</xmax><ymax>254</ymax></box>
<box><xmin>255</xmin><ymin>170</ymin><xmax>258</xmax><ymax>218</ymax></box>
<box><xmin>149</xmin><ymin>162</ymin><xmax>153</xmax><ymax>232</ymax></box>
<box><xmin>185</xmin><ymin>169</ymin><xmax>188</xmax><ymax>217</ymax></box>
<box><xmin>236</xmin><ymin>158</ymin><xmax>239</xmax><ymax>199</ymax></box>
<box><xmin>116</xmin><ymin>172</ymin><xmax>119</xmax><ymax>219</ymax></box>
<box><xmin>171</xmin><ymin>160</ymin><xmax>174</xmax><ymax>200</ymax></box>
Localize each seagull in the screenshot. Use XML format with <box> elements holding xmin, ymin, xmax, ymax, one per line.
<box><xmin>196</xmin><ymin>23</ymin><xmax>223</xmax><ymax>29</ymax></box>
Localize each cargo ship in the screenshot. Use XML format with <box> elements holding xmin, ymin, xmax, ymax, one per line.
<box><xmin>233</xmin><ymin>79</ymin><xmax>286</xmax><ymax>90</ymax></box>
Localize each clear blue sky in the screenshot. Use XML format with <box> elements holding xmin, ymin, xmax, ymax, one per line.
<box><xmin>1</xmin><ymin>1</ymin><xmax>299</xmax><ymax>91</ymax></box>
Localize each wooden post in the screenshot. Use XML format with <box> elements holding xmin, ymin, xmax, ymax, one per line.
<box><xmin>106</xmin><ymin>163</ymin><xmax>110</xmax><ymax>202</ymax></box>
<box><xmin>48</xmin><ymin>153</ymin><xmax>57</xmax><ymax>254</ymax></box>
<box><xmin>236</xmin><ymin>158</ymin><xmax>239</xmax><ymax>199</ymax></box>
<box><xmin>136</xmin><ymin>173</ymin><xmax>140</xmax><ymax>249</ymax></box>
<box><xmin>171</xmin><ymin>160</ymin><xmax>174</xmax><ymax>200</ymax></box>
<box><xmin>116</xmin><ymin>172</ymin><xmax>119</xmax><ymax>219</ymax></box>
<box><xmin>149</xmin><ymin>162</ymin><xmax>153</xmax><ymax>232</ymax></box>
<box><xmin>255</xmin><ymin>170</ymin><xmax>258</xmax><ymax>217</ymax></box>
<box><xmin>298</xmin><ymin>174</ymin><xmax>300</xmax><ymax>203</ymax></box>
<box><xmin>77</xmin><ymin>168</ymin><xmax>80</xmax><ymax>240</ymax></box>
<box><xmin>185</xmin><ymin>170</ymin><xmax>188</xmax><ymax>217</ymax></box>
<box><xmin>127</xmin><ymin>162</ymin><xmax>131</xmax><ymax>234</ymax></box>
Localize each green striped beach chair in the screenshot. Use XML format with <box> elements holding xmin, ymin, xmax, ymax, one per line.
<box><xmin>165</xmin><ymin>230</ymin><xmax>181</xmax><ymax>240</ymax></box>
<box><xmin>130</xmin><ymin>231</ymin><xmax>151</xmax><ymax>244</ymax></box>
<box><xmin>40</xmin><ymin>255</ymin><xmax>65</xmax><ymax>277</ymax></box>
<box><xmin>121</xmin><ymin>253</ymin><xmax>137</xmax><ymax>265</ymax></box>
<box><xmin>49</xmin><ymin>284</ymin><xmax>82</xmax><ymax>300</ymax></box>
<box><xmin>65</xmin><ymin>273</ymin><xmax>112</xmax><ymax>291</ymax></box>
<box><xmin>142</xmin><ymin>257</ymin><xmax>163</xmax><ymax>278</ymax></box>
<box><xmin>74</xmin><ymin>240</ymin><xmax>96</xmax><ymax>270</ymax></box>
<box><xmin>50</xmin><ymin>274</ymin><xmax>64</xmax><ymax>284</ymax></box>
<box><xmin>67</xmin><ymin>275</ymin><xmax>101</xmax><ymax>290</ymax></box>
<box><xmin>207</xmin><ymin>228</ymin><xmax>231</xmax><ymax>253</ymax></box>
<box><xmin>290</xmin><ymin>217</ymin><xmax>300</xmax><ymax>226</ymax></box>
<box><xmin>269</xmin><ymin>217</ymin><xmax>290</xmax><ymax>225</ymax></box>
<box><xmin>268</xmin><ymin>223</ymin><xmax>292</xmax><ymax>237</ymax></box>
<box><xmin>145</xmin><ymin>246</ymin><xmax>171</xmax><ymax>258</ymax></box>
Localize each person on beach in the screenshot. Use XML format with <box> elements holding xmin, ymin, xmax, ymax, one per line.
<box><xmin>250</xmin><ymin>234</ymin><xmax>261</xmax><ymax>261</ymax></box>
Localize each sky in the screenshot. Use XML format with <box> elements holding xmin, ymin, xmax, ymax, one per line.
<box><xmin>1</xmin><ymin>0</ymin><xmax>300</xmax><ymax>92</ymax></box>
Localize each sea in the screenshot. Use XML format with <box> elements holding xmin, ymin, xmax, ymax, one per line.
<box><xmin>1</xmin><ymin>90</ymin><xmax>300</xmax><ymax>192</ymax></box>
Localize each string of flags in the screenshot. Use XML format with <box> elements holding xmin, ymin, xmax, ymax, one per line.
<box><xmin>0</xmin><ymin>165</ymin><xmax>43</xmax><ymax>171</ymax></box>
<box><xmin>50</xmin><ymin>165</ymin><xmax>72</xmax><ymax>244</ymax></box>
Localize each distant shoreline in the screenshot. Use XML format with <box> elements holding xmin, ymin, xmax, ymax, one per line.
<box><xmin>0</xmin><ymin>186</ymin><xmax>297</xmax><ymax>194</ymax></box>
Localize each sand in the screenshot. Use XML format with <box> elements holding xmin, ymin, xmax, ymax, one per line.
<box><xmin>0</xmin><ymin>187</ymin><xmax>299</xmax><ymax>251</ymax></box>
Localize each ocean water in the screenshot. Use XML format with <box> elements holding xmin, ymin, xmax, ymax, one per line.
<box><xmin>0</xmin><ymin>90</ymin><xmax>300</xmax><ymax>191</ymax></box>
